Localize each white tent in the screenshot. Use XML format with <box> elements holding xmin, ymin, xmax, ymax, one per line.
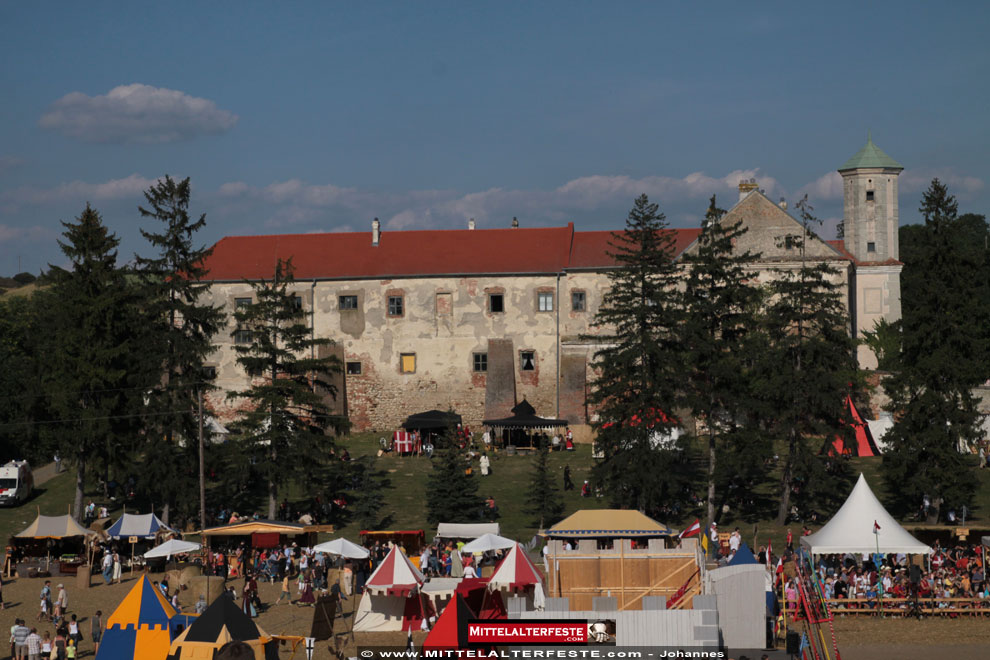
<box><xmin>436</xmin><ymin>522</ymin><xmax>499</xmax><ymax>539</ymax></box>
<box><xmin>800</xmin><ymin>473</ymin><xmax>931</xmax><ymax>556</ymax></box>
<box><xmin>866</xmin><ymin>414</ymin><xmax>894</xmax><ymax>452</ymax></box>
<box><xmin>461</xmin><ymin>533</ymin><xmax>515</xmax><ymax>553</ymax></box>
<box><xmin>143</xmin><ymin>539</ymin><xmax>200</xmax><ymax>559</ymax></box>
<box><xmin>312</xmin><ymin>537</ymin><xmax>369</xmax><ymax>559</ymax></box>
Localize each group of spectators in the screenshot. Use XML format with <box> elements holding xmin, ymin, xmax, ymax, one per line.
<box><xmin>8</xmin><ymin>581</ymin><xmax>102</xmax><ymax>660</ymax></box>
<box><xmin>414</xmin><ymin>540</ymin><xmax>509</xmax><ymax>578</ymax></box>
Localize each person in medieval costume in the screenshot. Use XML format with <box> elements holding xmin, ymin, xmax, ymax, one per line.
<box><xmin>298</xmin><ymin>571</ymin><xmax>316</xmax><ymax>606</ymax></box>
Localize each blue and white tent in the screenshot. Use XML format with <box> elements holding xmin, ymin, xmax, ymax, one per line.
<box><xmin>105</xmin><ymin>513</ymin><xmax>174</xmax><ymax>540</ymax></box>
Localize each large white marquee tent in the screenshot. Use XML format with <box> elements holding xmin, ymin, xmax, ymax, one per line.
<box><xmin>800</xmin><ymin>473</ymin><xmax>931</xmax><ymax>556</ymax></box>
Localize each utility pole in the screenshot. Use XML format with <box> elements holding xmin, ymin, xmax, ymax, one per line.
<box><xmin>198</xmin><ymin>388</ymin><xmax>206</xmax><ymax>533</ymax></box>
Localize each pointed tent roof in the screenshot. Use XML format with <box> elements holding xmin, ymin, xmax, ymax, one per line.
<box><xmin>402</xmin><ymin>409</ymin><xmax>462</xmax><ymax>430</ymax></box>
<box><xmin>839</xmin><ymin>136</ymin><xmax>903</xmax><ymax>171</ymax></box>
<box><xmin>800</xmin><ymin>474</ymin><xmax>931</xmax><ymax>555</ymax></box>
<box><xmin>488</xmin><ymin>543</ymin><xmax>543</xmax><ymax>591</ymax></box>
<box><xmin>829</xmin><ymin>395</ymin><xmax>881</xmax><ymax>457</ymax></box>
<box><xmin>365</xmin><ymin>545</ymin><xmax>425</xmax><ymax>596</ymax></box>
<box><xmin>728</xmin><ymin>542</ymin><xmax>758</xmax><ymax>566</ymax></box>
<box><xmin>96</xmin><ymin>576</ymin><xmax>177</xmax><ymax>660</ymax></box>
<box><xmin>422</xmin><ymin>593</ymin><xmax>476</xmax><ymax>650</ymax></box>
<box><xmin>105</xmin><ymin>512</ymin><xmax>174</xmax><ymax>540</ymax></box>
<box><xmin>482</xmin><ymin>398</ymin><xmax>568</xmax><ymax>428</ymax></box>
<box><xmin>166</xmin><ymin>596</ymin><xmax>272</xmax><ymax>660</ymax></box>
<box><xmin>16</xmin><ymin>514</ymin><xmax>92</xmax><ymax>539</ymax></box>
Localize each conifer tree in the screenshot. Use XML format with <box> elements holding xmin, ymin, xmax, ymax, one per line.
<box><xmin>585</xmin><ymin>194</ymin><xmax>693</xmax><ymax>514</ymax></box>
<box><xmin>229</xmin><ymin>258</ymin><xmax>348</xmax><ymax>518</ymax></box>
<box><xmin>525</xmin><ymin>440</ymin><xmax>564</xmax><ymax>529</ymax></box>
<box><xmin>45</xmin><ymin>205</ymin><xmax>147</xmax><ymax>519</ymax></box>
<box><xmin>426</xmin><ymin>428</ymin><xmax>485</xmax><ymax>524</ymax></box>
<box><xmin>348</xmin><ymin>456</ymin><xmax>392</xmax><ymax>530</ymax></box>
<box><xmin>680</xmin><ymin>196</ymin><xmax>765</xmax><ymax>526</ymax></box>
<box><xmin>757</xmin><ymin>197</ymin><xmax>859</xmax><ymax>525</ymax></box>
<box><xmin>882</xmin><ymin>180</ymin><xmax>980</xmax><ymax>521</ymax></box>
<box><xmin>135</xmin><ymin>176</ymin><xmax>226</xmax><ymax>524</ymax></box>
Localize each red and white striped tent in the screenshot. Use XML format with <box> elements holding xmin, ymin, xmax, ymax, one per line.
<box><xmin>488</xmin><ymin>543</ymin><xmax>546</xmax><ymax>610</ymax></box>
<box><xmin>354</xmin><ymin>546</ymin><xmax>432</xmax><ymax>632</ymax></box>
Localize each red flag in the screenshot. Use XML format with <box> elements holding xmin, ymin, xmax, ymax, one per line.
<box><xmin>679</xmin><ymin>519</ymin><xmax>701</xmax><ymax>539</ymax></box>
<box><xmin>873</xmin><ymin>520</ymin><xmax>881</xmax><ymax>533</ymax></box>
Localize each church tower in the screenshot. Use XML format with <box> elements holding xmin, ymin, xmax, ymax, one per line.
<box><xmin>839</xmin><ymin>135</ymin><xmax>904</xmax><ymax>262</ymax></box>
<box><xmin>838</xmin><ymin>137</ymin><xmax>904</xmax><ymax>369</ymax></box>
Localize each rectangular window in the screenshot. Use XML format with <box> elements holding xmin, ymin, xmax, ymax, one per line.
<box><xmin>520</xmin><ymin>350</ymin><xmax>536</xmax><ymax>371</ymax></box>
<box><xmin>489</xmin><ymin>293</ymin><xmax>504</xmax><ymax>313</ymax></box>
<box><xmin>400</xmin><ymin>353</ymin><xmax>416</xmax><ymax>374</ymax></box>
<box><xmin>202</xmin><ymin>366</ymin><xmax>217</xmax><ymax>380</ymax></box>
<box><xmin>867</xmin><ymin>241</ymin><xmax>876</xmax><ymax>253</ymax></box>
<box><xmin>234</xmin><ymin>298</ymin><xmax>252</xmax><ymax>344</ymax></box>
<box><xmin>388</xmin><ymin>295</ymin><xmax>404</xmax><ymax>317</ymax></box>
<box><xmin>346</xmin><ymin>361</ymin><xmax>362</xmax><ymax>375</ymax></box>
<box><xmin>292</xmin><ymin>295</ymin><xmax>303</xmax><ymax>311</ymax></box>
<box><xmin>339</xmin><ymin>295</ymin><xmax>358</xmax><ymax>310</ymax></box>
<box><xmin>571</xmin><ymin>291</ymin><xmax>586</xmax><ymax>312</ymax></box>
<box><xmin>537</xmin><ymin>291</ymin><xmax>554</xmax><ymax>312</ymax></box>
<box><xmin>866</xmin><ymin>190</ymin><xmax>875</xmax><ymax>202</ymax></box>
<box><xmin>473</xmin><ymin>353</ymin><xmax>488</xmax><ymax>372</ymax></box>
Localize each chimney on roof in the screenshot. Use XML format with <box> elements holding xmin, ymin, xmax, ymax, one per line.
<box><xmin>371</xmin><ymin>217</ymin><xmax>380</xmax><ymax>246</ymax></box>
<box><xmin>511</xmin><ymin>216</ymin><xmax>519</xmax><ymax>228</ymax></box>
<box><xmin>738</xmin><ymin>178</ymin><xmax>758</xmax><ymax>202</ymax></box>
<box><xmin>468</xmin><ymin>218</ymin><xmax>476</xmax><ymax>230</ymax></box>
<box><xmin>779</xmin><ymin>197</ymin><xmax>788</xmax><ymax>211</ymax></box>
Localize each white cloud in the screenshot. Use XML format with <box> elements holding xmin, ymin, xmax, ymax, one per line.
<box><xmin>900</xmin><ymin>170</ymin><xmax>984</xmax><ymax>197</ymax></box>
<box><xmin>798</xmin><ymin>171</ymin><xmax>844</xmax><ymax>201</ymax></box>
<box><xmin>2</xmin><ymin>174</ymin><xmax>160</xmax><ymax>206</ymax></box>
<box><xmin>39</xmin><ymin>84</ymin><xmax>238</xmax><ymax>144</ymax></box>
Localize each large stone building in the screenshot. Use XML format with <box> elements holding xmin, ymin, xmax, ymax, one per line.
<box><xmin>201</xmin><ymin>139</ymin><xmax>903</xmax><ymax>431</ymax></box>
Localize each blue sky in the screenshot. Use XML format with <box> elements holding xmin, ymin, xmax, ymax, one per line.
<box><xmin>1</xmin><ymin>1</ymin><xmax>988</xmax><ymax>273</ymax></box>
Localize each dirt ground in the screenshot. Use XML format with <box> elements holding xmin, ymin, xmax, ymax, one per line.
<box><xmin>1</xmin><ymin>572</ymin><xmax>988</xmax><ymax>659</ymax></box>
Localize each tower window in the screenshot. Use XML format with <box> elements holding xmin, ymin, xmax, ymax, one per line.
<box><xmin>866</xmin><ymin>190</ymin><xmax>875</xmax><ymax>202</ymax></box>
<box><xmin>520</xmin><ymin>351</ymin><xmax>536</xmax><ymax>371</ymax></box>
<box><xmin>346</xmin><ymin>361</ymin><xmax>362</xmax><ymax>375</ymax></box>
<box><xmin>537</xmin><ymin>291</ymin><xmax>554</xmax><ymax>312</ymax></box>
<box><xmin>339</xmin><ymin>295</ymin><xmax>358</xmax><ymax>310</ymax></box>
<box><xmin>571</xmin><ymin>290</ymin><xmax>587</xmax><ymax>311</ymax></box>
<box><xmin>489</xmin><ymin>293</ymin><xmax>504</xmax><ymax>313</ymax></box>
<box><xmin>473</xmin><ymin>353</ymin><xmax>488</xmax><ymax>372</ymax></box>
<box><xmin>388</xmin><ymin>295</ymin><xmax>404</xmax><ymax>317</ymax></box>
<box><xmin>867</xmin><ymin>242</ymin><xmax>876</xmax><ymax>253</ymax></box>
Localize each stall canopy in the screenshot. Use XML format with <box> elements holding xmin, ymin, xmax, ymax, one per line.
<box><xmin>143</xmin><ymin>539</ymin><xmax>201</xmax><ymax>560</ymax></box>
<box><xmin>105</xmin><ymin>513</ymin><xmax>174</xmax><ymax>540</ymax></box>
<box><xmin>461</xmin><ymin>533</ymin><xmax>515</xmax><ymax>553</ymax></box>
<box><xmin>95</xmin><ymin>575</ymin><xmax>181</xmax><ymax>660</ymax></box>
<box><xmin>167</xmin><ymin>595</ymin><xmax>275</xmax><ymax>660</ymax></box>
<box><xmin>16</xmin><ymin>514</ymin><xmax>93</xmax><ymax>539</ymax></box>
<box><xmin>402</xmin><ymin>409</ymin><xmax>462</xmax><ymax>430</ymax></box>
<box><xmin>482</xmin><ymin>399</ymin><xmax>567</xmax><ymax>430</ymax></box>
<box><xmin>201</xmin><ymin>520</ymin><xmax>306</xmax><ymax>537</ymax></box>
<box><xmin>544</xmin><ymin>509</ymin><xmax>673</xmax><ymax>538</ymax></box>
<box><xmin>800</xmin><ymin>473</ymin><xmax>932</xmax><ymax>556</ymax></box>
<box><xmin>829</xmin><ymin>395</ymin><xmax>881</xmax><ymax>457</ymax></box>
<box><xmin>488</xmin><ymin>543</ymin><xmax>545</xmax><ymax>610</ymax></box>
<box><xmin>436</xmin><ymin>523</ymin><xmax>500</xmax><ymax>540</ymax></box>
<box><xmin>312</xmin><ymin>537</ymin><xmax>369</xmax><ymax>559</ymax></box>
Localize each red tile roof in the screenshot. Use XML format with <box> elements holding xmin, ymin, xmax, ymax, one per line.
<box><xmin>202</xmin><ymin>224</ymin><xmax>706</xmax><ymax>281</ymax></box>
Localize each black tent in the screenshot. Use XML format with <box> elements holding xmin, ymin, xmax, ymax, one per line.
<box><xmin>167</xmin><ymin>595</ymin><xmax>277</xmax><ymax>659</ymax></box>
<box><xmin>402</xmin><ymin>409</ymin><xmax>462</xmax><ymax>430</ymax></box>
<box><xmin>482</xmin><ymin>399</ymin><xmax>567</xmax><ymax>428</ymax></box>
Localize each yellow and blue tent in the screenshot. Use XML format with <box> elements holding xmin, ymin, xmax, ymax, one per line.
<box><xmin>95</xmin><ymin>575</ymin><xmax>179</xmax><ymax>660</ymax></box>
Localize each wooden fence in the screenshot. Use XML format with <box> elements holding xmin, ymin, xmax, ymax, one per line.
<box><xmin>788</xmin><ymin>597</ymin><xmax>990</xmax><ymax>617</ymax></box>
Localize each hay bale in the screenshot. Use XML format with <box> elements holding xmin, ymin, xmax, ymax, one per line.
<box><xmin>179</xmin><ymin>565</ymin><xmax>202</xmax><ymax>587</ymax></box>
<box><xmin>187</xmin><ymin>575</ymin><xmax>227</xmax><ymax>604</ymax></box>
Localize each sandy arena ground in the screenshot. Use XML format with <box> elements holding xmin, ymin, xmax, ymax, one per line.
<box><xmin>1</xmin><ymin>572</ymin><xmax>988</xmax><ymax>659</ymax></box>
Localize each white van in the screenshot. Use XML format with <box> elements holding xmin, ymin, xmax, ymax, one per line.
<box><xmin>0</xmin><ymin>460</ymin><xmax>33</xmax><ymax>505</ymax></box>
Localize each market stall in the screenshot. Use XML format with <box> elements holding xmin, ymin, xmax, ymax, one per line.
<box><xmin>200</xmin><ymin>519</ymin><xmax>315</xmax><ymax>549</ymax></box>
<box><xmin>10</xmin><ymin>513</ymin><xmax>95</xmax><ymax>576</ymax></box>
<box><xmin>482</xmin><ymin>399</ymin><xmax>567</xmax><ymax>449</ymax></box>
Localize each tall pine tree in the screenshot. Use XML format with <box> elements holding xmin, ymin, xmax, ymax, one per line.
<box><xmin>757</xmin><ymin>197</ymin><xmax>858</xmax><ymax>525</ymax></box>
<box><xmin>135</xmin><ymin>176</ymin><xmax>226</xmax><ymax>524</ymax></box>
<box><xmin>585</xmin><ymin>194</ymin><xmax>693</xmax><ymax>514</ymax></box>
<box><xmin>426</xmin><ymin>426</ymin><xmax>486</xmax><ymax>524</ymax></box>
<box><xmin>229</xmin><ymin>258</ymin><xmax>348</xmax><ymax>518</ymax></box>
<box><xmin>680</xmin><ymin>195</ymin><xmax>765</xmax><ymax>527</ymax></box>
<box><xmin>45</xmin><ymin>205</ymin><xmax>147</xmax><ymax>519</ymax></box>
<box><xmin>882</xmin><ymin>180</ymin><xmax>980</xmax><ymax>521</ymax></box>
<box><xmin>525</xmin><ymin>440</ymin><xmax>564</xmax><ymax>529</ymax></box>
